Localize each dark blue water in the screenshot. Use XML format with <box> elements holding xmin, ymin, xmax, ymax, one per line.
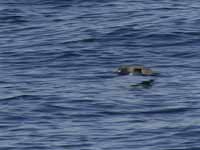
<box><xmin>1</xmin><ymin>0</ymin><xmax>200</xmax><ymax>149</ymax></box>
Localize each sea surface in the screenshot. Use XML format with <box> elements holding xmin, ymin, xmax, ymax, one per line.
<box><xmin>1</xmin><ymin>0</ymin><xmax>200</xmax><ymax>150</ymax></box>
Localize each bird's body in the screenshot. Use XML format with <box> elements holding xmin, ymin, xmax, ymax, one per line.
<box><xmin>117</xmin><ymin>65</ymin><xmax>155</xmax><ymax>76</ymax></box>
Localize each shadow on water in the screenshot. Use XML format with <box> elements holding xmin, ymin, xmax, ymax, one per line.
<box><xmin>130</xmin><ymin>79</ymin><xmax>155</xmax><ymax>89</ymax></box>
